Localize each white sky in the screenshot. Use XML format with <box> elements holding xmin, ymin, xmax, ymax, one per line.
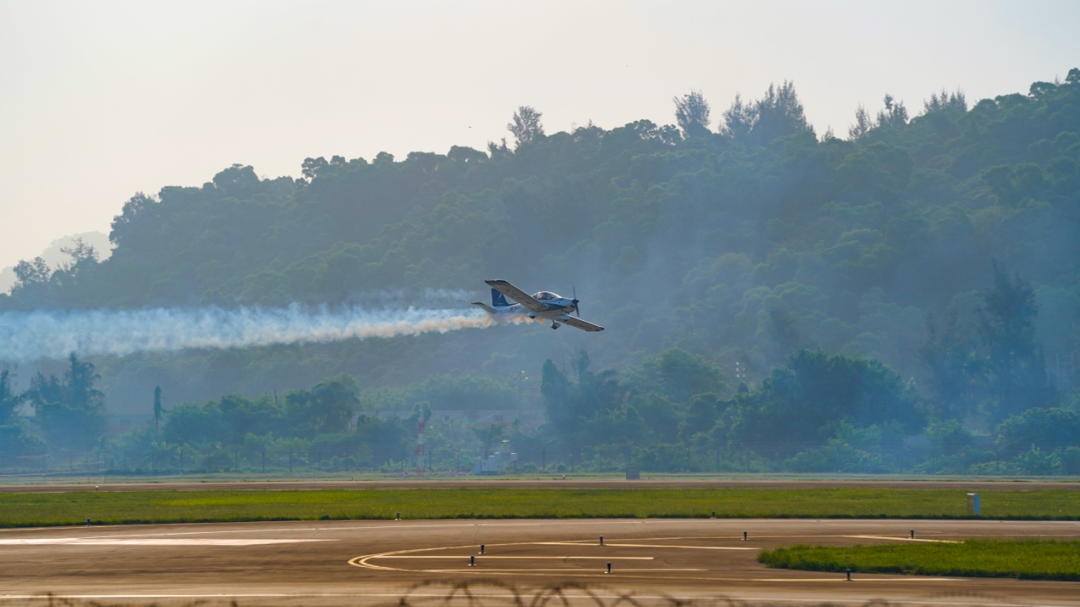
<box><xmin>1</xmin><ymin>0</ymin><xmax>1078</xmax><ymax>272</ymax></box>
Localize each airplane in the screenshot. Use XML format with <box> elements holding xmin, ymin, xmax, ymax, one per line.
<box><xmin>472</xmin><ymin>279</ymin><xmax>604</xmax><ymax>332</ymax></box>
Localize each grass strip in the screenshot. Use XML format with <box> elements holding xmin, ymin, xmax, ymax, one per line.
<box><xmin>758</xmin><ymin>539</ymin><xmax>1080</xmax><ymax>581</ymax></box>
<box><xmin>0</xmin><ymin>488</ymin><xmax>1077</xmax><ymax>528</ymax></box>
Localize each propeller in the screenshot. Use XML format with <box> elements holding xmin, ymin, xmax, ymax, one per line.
<box><xmin>571</xmin><ymin>286</ymin><xmax>581</xmax><ymax>317</ymax></box>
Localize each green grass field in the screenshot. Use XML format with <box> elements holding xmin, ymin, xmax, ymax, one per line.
<box><xmin>0</xmin><ymin>488</ymin><xmax>1078</xmax><ymax>527</ymax></box>
<box><xmin>758</xmin><ymin>539</ymin><xmax>1080</xmax><ymax>581</ymax></box>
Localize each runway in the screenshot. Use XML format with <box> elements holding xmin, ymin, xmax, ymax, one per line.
<box><xmin>2</xmin><ymin>479</ymin><xmax>1079</xmax><ymax>493</ymax></box>
<box><xmin>1</xmin><ymin>518</ymin><xmax>1078</xmax><ymax>606</ymax></box>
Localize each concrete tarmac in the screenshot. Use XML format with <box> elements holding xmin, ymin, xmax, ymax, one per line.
<box><xmin>1</xmin><ymin>518</ymin><xmax>1078</xmax><ymax>606</ymax></box>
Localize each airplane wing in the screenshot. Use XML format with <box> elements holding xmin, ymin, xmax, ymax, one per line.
<box><xmin>561</xmin><ymin>316</ymin><xmax>605</xmax><ymax>332</ymax></box>
<box><xmin>485</xmin><ymin>279</ymin><xmax>546</xmax><ymax>312</ymax></box>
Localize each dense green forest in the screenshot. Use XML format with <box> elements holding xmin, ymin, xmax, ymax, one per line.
<box><xmin>2</xmin><ymin>70</ymin><xmax>1079</xmax><ymax>475</ymax></box>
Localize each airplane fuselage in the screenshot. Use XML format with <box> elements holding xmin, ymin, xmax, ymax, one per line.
<box><xmin>491</xmin><ymin>297</ymin><xmax>578</xmax><ymax>321</ymax></box>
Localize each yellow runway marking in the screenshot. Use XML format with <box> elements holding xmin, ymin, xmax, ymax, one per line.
<box><xmin>372</xmin><ymin>556</ymin><xmax>654</xmax><ymax>560</ymax></box>
<box><xmin>347</xmin><ymin>536</ymin><xmax>964</xmax><ymax>585</ymax></box>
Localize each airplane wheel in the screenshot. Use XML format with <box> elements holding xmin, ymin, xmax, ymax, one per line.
<box><xmin>551</xmin><ymin>324</ymin><xmax>559</xmax><ymax>330</ymax></box>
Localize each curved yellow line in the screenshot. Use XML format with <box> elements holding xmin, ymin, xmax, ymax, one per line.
<box><xmin>346</xmin><ymin>536</ymin><xmax>963</xmax><ymax>583</ymax></box>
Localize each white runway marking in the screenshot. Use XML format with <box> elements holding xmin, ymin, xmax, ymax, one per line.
<box><xmin>844</xmin><ymin>535</ymin><xmax>960</xmax><ymax>543</ymax></box>
<box><xmin>0</xmin><ymin>518</ymin><xmax>700</xmax><ymax>539</ymax></box>
<box><xmin>537</xmin><ymin>541</ymin><xmax>757</xmax><ymax>550</ymax></box>
<box><xmin>0</xmin><ymin>538</ymin><xmax>334</xmax><ymax>546</ymax></box>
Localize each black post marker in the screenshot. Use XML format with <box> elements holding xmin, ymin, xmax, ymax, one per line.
<box><xmin>599</xmin><ymin>535</ymin><xmax>604</xmax><ymax>546</ymax></box>
<box><xmin>607</xmin><ymin>562</ymin><xmax>612</xmax><ymax>574</ymax></box>
<box><xmin>711</xmin><ymin>511</ymin><xmax>716</xmax><ymax>518</ymax></box>
<box><xmin>910</xmin><ymin>530</ymin><xmax>915</xmax><ymax>539</ymax></box>
<box><xmin>86</xmin><ymin>518</ymin><xmax>91</xmax><ymax>527</ymax></box>
<box><xmin>481</xmin><ymin>544</ymin><xmax>485</xmax><ymax>555</ymax></box>
<box><xmin>743</xmin><ymin>531</ymin><xmax>747</xmax><ymax>541</ymax></box>
<box><xmin>396</xmin><ymin>512</ymin><xmax>401</xmax><ymax>520</ymax></box>
<box><xmin>846</xmin><ymin>568</ymin><xmax>852</xmax><ymax>581</ymax></box>
<box><xmin>470</xmin><ymin>555</ymin><xmax>475</xmax><ymax>567</ymax></box>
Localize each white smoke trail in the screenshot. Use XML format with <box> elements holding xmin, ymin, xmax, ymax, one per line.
<box><xmin>0</xmin><ymin>305</ymin><xmax>532</xmax><ymax>362</ymax></box>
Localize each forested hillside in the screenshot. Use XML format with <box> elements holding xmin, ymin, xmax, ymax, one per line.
<box><xmin>2</xmin><ymin>70</ymin><xmax>1079</xmax><ymax>475</ymax></box>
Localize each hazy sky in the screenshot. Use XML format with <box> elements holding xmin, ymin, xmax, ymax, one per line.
<box><xmin>1</xmin><ymin>0</ymin><xmax>1078</xmax><ymax>275</ymax></box>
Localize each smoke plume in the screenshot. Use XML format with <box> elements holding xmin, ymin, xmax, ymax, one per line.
<box><xmin>0</xmin><ymin>305</ymin><xmax>526</xmax><ymax>362</ymax></box>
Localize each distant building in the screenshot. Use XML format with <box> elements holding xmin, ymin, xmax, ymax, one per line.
<box><xmin>474</xmin><ymin>451</ymin><xmax>517</xmax><ymax>475</ymax></box>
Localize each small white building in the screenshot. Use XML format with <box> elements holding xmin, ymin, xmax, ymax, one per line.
<box><xmin>474</xmin><ymin>451</ymin><xmax>517</xmax><ymax>475</ymax></box>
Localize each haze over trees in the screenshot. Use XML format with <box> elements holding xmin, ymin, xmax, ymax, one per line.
<box><xmin>1</xmin><ymin>69</ymin><xmax>1079</xmax><ymax>475</ymax></box>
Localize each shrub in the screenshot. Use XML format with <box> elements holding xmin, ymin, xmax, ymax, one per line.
<box><xmin>1059</xmin><ymin>446</ymin><xmax>1080</xmax><ymax>475</ymax></box>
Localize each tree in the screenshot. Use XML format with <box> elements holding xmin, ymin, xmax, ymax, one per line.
<box><xmin>59</xmin><ymin>238</ymin><xmax>99</xmax><ymax>268</ymax></box>
<box><xmin>507</xmin><ymin>106</ymin><xmax>544</xmax><ymax>147</ymax></box>
<box><xmin>995</xmin><ymin>408</ymin><xmax>1080</xmax><ymax>456</ymax></box>
<box><xmin>26</xmin><ymin>354</ymin><xmax>106</xmax><ymax>451</ymax></box>
<box><xmin>876</xmin><ymin>94</ymin><xmax>909</xmax><ymax>128</ymax></box>
<box><xmin>673</xmin><ymin>90</ymin><xmax>711</xmax><ymax>138</ymax></box>
<box><xmin>301</xmin><ymin>157</ymin><xmax>329</xmax><ymax>180</ymax></box>
<box><xmin>721</xmin><ymin>93</ymin><xmax>753</xmax><ymax>143</ymax></box>
<box><xmin>570</xmin><ymin>346</ymin><xmax>591</xmax><ymax>383</ymax></box>
<box><xmin>447</xmin><ymin>146</ymin><xmax>487</xmax><ymax>164</ymax></box>
<box><xmin>979</xmin><ymin>261</ymin><xmax>1056</xmax><ymax>421</ymax></box>
<box><xmin>153</xmin><ymin>386</ymin><xmax>162</xmax><ymax>434</ymax></box>
<box><xmin>922</xmin><ymin>89</ymin><xmax>967</xmax><ymax>114</ymax></box>
<box><xmin>682</xmin><ymin>393</ymin><xmax>719</xmax><ymax>440</ymax></box>
<box><xmin>306</xmin><ymin>375</ymin><xmax>359</xmax><ymax>434</ymax></box>
<box><xmin>0</xmin><ymin>370</ymin><xmax>20</xmax><ymax>426</ymax></box>
<box><xmin>722</xmin><ymin>82</ymin><xmax>812</xmax><ymax>147</ymax></box>
<box><xmin>920</xmin><ymin>309</ymin><xmax>982</xmax><ymax>420</ymax></box>
<box><xmin>750</xmin><ymin>81</ymin><xmax>811</xmax><ymax>146</ymax></box>
<box><xmin>848</xmin><ymin>105</ymin><xmax>872</xmax><ymax>139</ymax></box>
<box><xmin>12</xmin><ymin>257</ymin><xmax>50</xmax><ymax>289</ymax></box>
<box><xmin>163</xmin><ymin>401</ymin><xmax>224</xmax><ymax>445</ymax></box>
<box><xmin>636</xmin><ymin>348</ymin><xmax>724</xmax><ymax>404</ymax></box>
<box><xmin>541</xmin><ymin>359</ymin><xmax>573</xmax><ymax>431</ymax></box>
<box><xmin>727</xmin><ymin>350</ymin><xmax>923</xmax><ymax>452</ymax></box>
<box><xmin>473</xmin><ymin>422</ymin><xmax>505</xmax><ymax>457</ymax></box>
<box><xmin>487</xmin><ymin>138</ymin><xmax>510</xmax><ymax>158</ymax></box>
<box><xmin>108</xmin><ymin>191</ymin><xmax>157</xmax><ymax>250</ymax></box>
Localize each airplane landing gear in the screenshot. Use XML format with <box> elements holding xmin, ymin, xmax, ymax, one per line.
<box><xmin>551</xmin><ymin>322</ymin><xmax>560</xmax><ymax>330</ymax></box>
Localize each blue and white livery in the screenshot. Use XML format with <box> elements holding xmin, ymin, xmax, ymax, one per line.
<box><xmin>472</xmin><ymin>279</ymin><xmax>604</xmax><ymax>332</ymax></box>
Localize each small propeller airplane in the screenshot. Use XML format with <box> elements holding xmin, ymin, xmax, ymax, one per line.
<box><xmin>472</xmin><ymin>279</ymin><xmax>604</xmax><ymax>332</ymax></box>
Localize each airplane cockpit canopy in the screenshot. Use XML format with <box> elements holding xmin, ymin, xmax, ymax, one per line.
<box><xmin>533</xmin><ymin>291</ymin><xmax>560</xmax><ymax>301</ymax></box>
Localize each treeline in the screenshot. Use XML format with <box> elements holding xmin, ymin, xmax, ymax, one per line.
<box><xmin>1</xmin><ymin>69</ymin><xmax>1078</xmax><ymax>473</ymax></box>
<box><xmin>4</xmin><ymin>343</ymin><xmax>1078</xmax><ymax>475</ymax></box>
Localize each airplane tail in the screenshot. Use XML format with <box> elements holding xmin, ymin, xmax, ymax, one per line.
<box><xmin>491</xmin><ymin>288</ymin><xmax>511</xmax><ymax>308</ymax></box>
<box><xmin>473</xmin><ymin>288</ymin><xmax>512</xmax><ymax>315</ymax></box>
